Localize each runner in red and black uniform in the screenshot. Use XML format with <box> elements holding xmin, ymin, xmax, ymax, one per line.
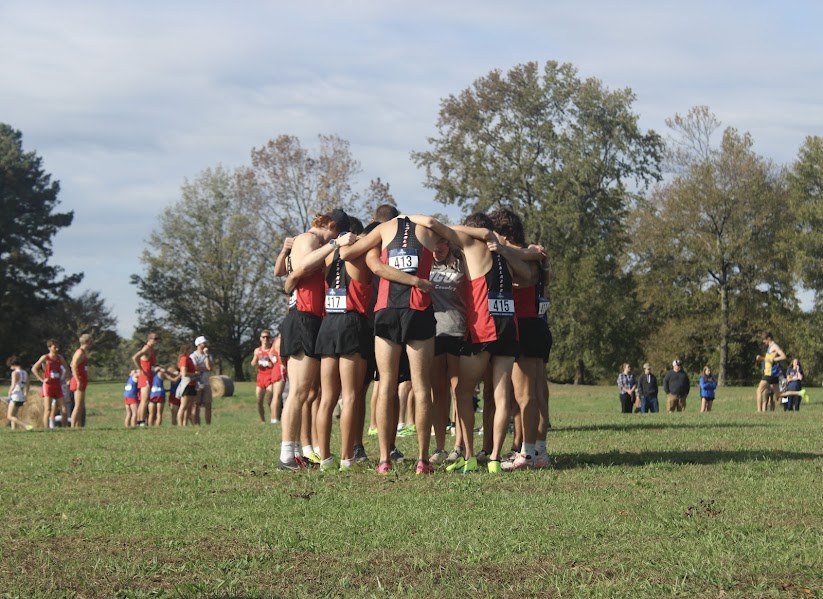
<box><xmin>340</xmin><ymin>215</ymin><xmax>439</xmax><ymax>474</ymax></box>
<box><xmin>402</xmin><ymin>213</ymin><xmax>534</xmax><ymax>474</ymax></box>
<box><xmin>32</xmin><ymin>339</ymin><xmax>70</xmax><ymax>429</ymax></box>
<box><xmin>490</xmin><ymin>208</ymin><xmax>552</xmax><ymax>470</ymax></box>
<box><xmin>277</xmin><ymin>210</ymin><xmax>355</xmax><ymax>471</ymax></box>
<box><xmin>270</xmin><ymin>334</ymin><xmax>285</xmax><ymax>423</ymax></box>
<box><xmin>295</xmin><ymin>217</ymin><xmax>374</xmax><ymax>470</ymax></box>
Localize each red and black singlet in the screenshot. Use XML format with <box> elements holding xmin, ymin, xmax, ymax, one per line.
<box><xmin>513</xmin><ymin>261</ymin><xmax>549</xmax><ymax>321</ymax></box>
<box><xmin>324</xmin><ymin>252</ymin><xmax>372</xmax><ymax>315</ymax></box>
<box><xmin>375</xmin><ymin>218</ymin><xmax>433</xmax><ymax>312</ymax></box>
<box><xmin>466</xmin><ymin>252</ymin><xmax>519</xmax><ymax>343</ymax></box>
<box><xmin>287</xmin><ymin>255</ymin><xmax>326</xmax><ymax>317</ymax></box>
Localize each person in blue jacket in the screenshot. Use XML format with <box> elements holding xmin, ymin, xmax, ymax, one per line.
<box><xmin>699</xmin><ymin>366</ymin><xmax>717</xmax><ymax>413</ymax></box>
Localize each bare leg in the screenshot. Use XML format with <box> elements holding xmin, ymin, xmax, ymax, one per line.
<box><xmin>489</xmin><ymin>356</ymin><xmax>516</xmax><ymax>461</ymax></box>
<box><xmin>374</xmin><ymin>337</ymin><xmax>402</xmax><ymax>462</ymax></box>
<box><xmin>317</xmin><ymin>357</ymin><xmax>342</xmax><ymax>460</ymax></box>
<box><xmin>71</xmin><ymin>389</ymin><xmax>85</xmax><ymax>428</ymax></box>
<box><xmin>455</xmin><ymin>352</ymin><xmax>491</xmax><ymax>459</ymax></box>
<box><xmin>339</xmin><ymin>354</ymin><xmax>364</xmax><ymax>461</ymax></box>
<box><xmin>407</xmin><ymin>337</ymin><xmax>435</xmax><ymax>461</ymax></box>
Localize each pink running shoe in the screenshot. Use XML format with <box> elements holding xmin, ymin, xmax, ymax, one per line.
<box><xmin>415</xmin><ymin>460</ymin><xmax>434</xmax><ymax>475</ymax></box>
<box><xmin>377</xmin><ymin>460</ymin><xmax>393</xmax><ymax>475</ymax></box>
<box><xmin>501</xmin><ymin>453</ymin><xmax>535</xmax><ymax>471</ymax></box>
<box><xmin>532</xmin><ymin>453</ymin><xmax>552</xmax><ymax>469</ymax></box>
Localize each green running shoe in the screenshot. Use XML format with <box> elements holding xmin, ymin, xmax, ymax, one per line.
<box><xmin>460</xmin><ymin>456</ymin><xmax>478</xmax><ymax>474</ymax></box>
<box><xmin>487</xmin><ymin>460</ymin><xmax>502</xmax><ymax>474</ymax></box>
<box><xmin>446</xmin><ymin>456</ymin><xmax>466</xmax><ymax>473</ymax></box>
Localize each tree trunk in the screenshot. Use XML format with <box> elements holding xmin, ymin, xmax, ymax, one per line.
<box><xmin>232</xmin><ymin>353</ymin><xmax>246</xmax><ymax>382</ymax></box>
<box><xmin>718</xmin><ymin>283</ymin><xmax>728</xmax><ymax>386</ymax></box>
<box><xmin>574</xmin><ymin>356</ymin><xmax>585</xmax><ymax>385</ymax></box>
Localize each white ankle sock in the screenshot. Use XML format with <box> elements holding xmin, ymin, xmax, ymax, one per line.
<box><xmin>523</xmin><ymin>443</ymin><xmax>536</xmax><ymax>458</ymax></box>
<box><xmin>280</xmin><ymin>442</ymin><xmax>293</xmax><ymax>463</ymax></box>
<box><xmin>302</xmin><ymin>445</ymin><xmax>314</xmax><ymax>457</ymax></box>
<box><xmin>535</xmin><ymin>440</ymin><xmax>547</xmax><ymax>456</ymax></box>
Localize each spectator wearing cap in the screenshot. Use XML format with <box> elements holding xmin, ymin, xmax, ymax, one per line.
<box><xmin>663</xmin><ymin>359</ymin><xmax>690</xmax><ymax>412</ymax></box>
<box><xmin>190</xmin><ymin>335</ymin><xmax>213</xmax><ymax>425</ymax></box>
<box><xmin>637</xmin><ymin>362</ymin><xmax>659</xmax><ymax>413</ymax></box>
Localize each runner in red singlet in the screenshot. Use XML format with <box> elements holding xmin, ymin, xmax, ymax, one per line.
<box><xmin>32</xmin><ymin>339</ymin><xmax>70</xmax><ymax>428</ymax></box>
<box><xmin>131</xmin><ymin>332</ymin><xmax>160</xmax><ymax>426</ymax></box>
<box><xmin>277</xmin><ymin>211</ymin><xmax>355</xmax><ymax>471</ymax></box>
<box><xmin>251</xmin><ymin>329</ymin><xmax>277</xmax><ymax>423</ymax></box>
<box><xmin>69</xmin><ymin>333</ymin><xmax>93</xmax><ymax>428</ymax></box>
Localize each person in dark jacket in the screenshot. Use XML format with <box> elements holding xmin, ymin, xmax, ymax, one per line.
<box><xmin>637</xmin><ymin>362</ymin><xmax>659</xmax><ymax>413</ymax></box>
<box><xmin>663</xmin><ymin>358</ymin><xmax>690</xmax><ymax>412</ymax></box>
<box><xmin>699</xmin><ymin>366</ymin><xmax>717</xmax><ymax>413</ymax></box>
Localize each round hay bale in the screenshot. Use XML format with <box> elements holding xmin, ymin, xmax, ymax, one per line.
<box><xmin>1</xmin><ymin>385</ymin><xmax>45</xmax><ymax>429</ymax></box>
<box><xmin>210</xmin><ymin>375</ymin><xmax>234</xmax><ymax>398</ymax></box>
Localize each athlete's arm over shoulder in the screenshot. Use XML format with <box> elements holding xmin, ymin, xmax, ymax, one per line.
<box><xmin>340</xmin><ymin>224</ymin><xmax>384</xmax><ymax>261</ymax></box>
<box><xmin>489</xmin><ymin>240</ymin><xmax>536</xmax><ymax>286</ymax></box>
<box><xmin>273</xmin><ymin>237</ymin><xmax>294</xmax><ymax>277</ymax></box>
<box><xmin>365</xmin><ymin>247</ymin><xmax>433</xmax><ymax>293</ymax></box>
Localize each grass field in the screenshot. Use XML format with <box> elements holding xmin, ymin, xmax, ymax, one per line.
<box><xmin>1</xmin><ymin>382</ymin><xmax>821</xmax><ymax>598</ymax></box>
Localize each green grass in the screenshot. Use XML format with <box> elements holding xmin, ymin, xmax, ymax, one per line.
<box><xmin>1</xmin><ymin>382</ymin><xmax>821</xmax><ymax>598</ymax></box>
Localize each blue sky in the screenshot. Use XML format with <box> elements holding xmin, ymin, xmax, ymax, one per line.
<box><xmin>2</xmin><ymin>1</ymin><xmax>821</xmax><ymax>335</ymax></box>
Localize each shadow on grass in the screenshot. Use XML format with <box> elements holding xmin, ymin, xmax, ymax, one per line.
<box><xmin>555</xmin><ymin>449</ymin><xmax>823</xmax><ymax>469</ymax></box>
<box><xmin>554</xmin><ymin>422</ymin><xmax>770</xmax><ymax>433</ymax></box>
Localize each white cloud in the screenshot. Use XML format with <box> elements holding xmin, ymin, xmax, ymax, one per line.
<box><xmin>2</xmin><ymin>0</ymin><xmax>822</xmax><ymax>334</ymax></box>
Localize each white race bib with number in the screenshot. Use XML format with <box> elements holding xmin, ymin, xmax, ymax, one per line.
<box><xmin>388</xmin><ymin>248</ymin><xmax>420</xmax><ymax>273</ymax></box>
<box><xmin>325</xmin><ymin>288</ymin><xmax>347</xmax><ymax>313</ymax></box>
<box><xmin>488</xmin><ymin>292</ymin><xmax>514</xmax><ymax>316</ymax></box>
<box><xmin>288</xmin><ymin>291</ymin><xmax>297</xmax><ymax>309</ymax></box>
<box><xmin>538</xmin><ymin>297</ymin><xmax>550</xmax><ymax>316</ymax></box>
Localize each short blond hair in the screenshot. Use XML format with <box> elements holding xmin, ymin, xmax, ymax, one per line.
<box><xmin>79</xmin><ymin>333</ymin><xmax>92</xmax><ymax>345</ymax></box>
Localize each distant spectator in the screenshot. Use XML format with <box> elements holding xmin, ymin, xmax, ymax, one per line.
<box><xmin>699</xmin><ymin>366</ymin><xmax>717</xmax><ymax>413</ymax></box>
<box><xmin>755</xmin><ymin>331</ymin><xmax>786</xmax><ymax>412</ymax></box>
<box><xmin>781</xmin><ymin>358</ymin><xmax>805</xmax><ymax>412</ymax></box>
<box><xmin>663</xmin><ymin>359</ymin><xmax>690</xmax><ymax>412</ymax></box>
<box><xmin>617</xmin><ymin>363</ymin><xmax>636</xmax><ymax>414</ymax></box>
<box><xmin>637</xmin><ymin>362</ymin><xmax>659</xmax><ymax>413</ymax></box>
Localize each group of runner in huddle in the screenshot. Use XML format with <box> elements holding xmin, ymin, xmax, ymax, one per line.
<box><xmin>274</xmin><ymin>204</ymin><xmax>552</xmax><ymax>474</ymax></box>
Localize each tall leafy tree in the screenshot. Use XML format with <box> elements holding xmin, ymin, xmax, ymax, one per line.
<box><xmin>630</xmin><ymin>107</ymin><xmax>793</xmax><ymax>385</ymax></box>
<box><xmin>0</xmin><ymin>123</ymin><xmax>82</xmax><ymax>361</ymax></box>
<box><xmin>250</xmin><ymin>134</ymin><xmax>365</xmax><ymax>238</ymax></box>
<box><xmin>412</xmin><ymin>61</ymin><xmax>663</xmax><ymax>383</ymax></box>
<box><xmin>131</xmin><ymin>166</ymin><xmax>282</xmax><ymax>380</ymax></box>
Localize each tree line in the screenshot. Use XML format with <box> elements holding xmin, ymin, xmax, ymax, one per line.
<box><xmin>3</xmin><ymin>60</ymin><xmax>822</xmax><ymax>385</ymax></box>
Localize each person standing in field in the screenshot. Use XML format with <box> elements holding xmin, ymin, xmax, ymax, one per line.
<box><xmin>123</xmin><ymin>369</ymin><xmax>140</xmax><ymax>427</ymax></box>
<box><xmin>252</xmin><ymin>329</ymin><xmax>277</xmax><ymax>423</ymax></box>
<box><xmin>617</xmin><ymin>363</ymin><xmax>637</xmax><ymax>414</ymax></box>
<box><xmin>69</xmin><ymin>333</ymin><xmax>92</xmax><ymax>428</ymax></box>
<box><xmin>176</xmin><ymin>343</ymin><xmax>198</xmax><ymax>426</ymax></box>
<box><xmin>277</xmin><ymin>211</ymin><xmax>355</xmax><ymax>470</ymax></box>
<box><xmin>32</xmin><ymin>339</ymin><xmax>70</xmax><ymax>428</ymax></box>
<box><xmin>755</xmin><ymin>331</ymin><xmax>786</xmax><ymax>412</ymax></box>
<box><xmin>663</xmin><ymin>358</ymin><xmax>690</xmax><ymax>412</ymax></box>
<box><xmin>781</xmin><ymin>358</ymin><xmax>806</xmax><ymax>411</ymax></box>
<box><xmin>4</xmin><ymin>356</ymin><xmax>33</xmax><ymax>430</ymax></box>
<box><xmin>190</xmin><ymin>336</ymin><xmax>213</xmax><ymax>425</ymax></box>
<box><xmin>148</xmin><ymin>366</ymin><xmax>170</xmax><ymax>426</ymax></box>
<box><xmin>131</xmin><ymin>332</ymin><xmax>160</xmax><ymax>426</ymax></box>
<box><xmin>699</xmin><ymin>366</ymin><xmax>717</xmax><ymax>413</ymax></box>
<box><xmin>637</xmin><ymin>362</ymin><xmax>659</xmax><ymax>413</ymax></box>
<box><xmin>165</xmin><ymin>365</ymin><xmax>181</xmax><ymax>425</ymax></box>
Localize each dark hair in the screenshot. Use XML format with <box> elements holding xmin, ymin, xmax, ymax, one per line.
<box><xmin>47</xmin><ymin>338</ymin><xmax>59</xmax><ymax>348</ymax></box>
<box><xmin>374</xmin><ymin>204</ymin><xmax>399</xmax><ymax>223</ymax></box>
<box><xmin>363</xmin><ymin>221</ymin><xmax>380</xmax><ymax>235</ymax></box>
<box><xmin>761</xmin><ymin>331</ymin><xmax>773</xmax><ymax>341</ymax></box>
<box><xmin>6</xmin><ymin>355</ymin><xmax>20</xmax><ymax>368</ymax></box>
<box><xmin>326</xmin><ymin>208</ymin><xmax>351</xmax><ymax>233</ymax></box>
<box><xmin>348</xmin><ymin>216</ymin><xmax>364</xmax><ymax>235</ymax></box>
<box><xmin>463</xmin><ymin>212</ymin><xmax>493</xmax><ymax>230</ymax></box>
<box><xmin>489</xmin><ymin>208</ymin><xmax>526</xmax><ymax>246</ymax></box>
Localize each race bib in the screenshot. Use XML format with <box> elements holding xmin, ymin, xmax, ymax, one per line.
<box><xmin>488</xmin><ymin>291</ymin><xmax>514</xmax><ymax>316</ymax></box>
<box><xmin>538</xmin><ymin>297</ymin><xmax>550</xmax><ymax>317</ymax></box>
<box><xmin>49</xmin><ymin>370</ymin><xmax>61</xmax><ymax>379</ymax></box>
<box><xmin>125</xmin><ymin>384</ymin><xmax>133</xmax><ymax>392</ymax></box>
<box><xmin>258</xmin><ymin>357</ymin><xmax>271</xmax><ymax>368</ymax></box>
<box><xmin>388</xmin><ymin>248</ymin><xmax>420</xmax><ymax>273</ymax></box>
<box><xmin>325</xmin><ymin>288</ymin><xmax>348</xmax><ymax>313</ymax></box>
<box><xmin>288</xmin><ymin>291</ymin><xmax>297</xmax><ymax>309</ymax></box>
<box><xmin>151</xmin><ymin>385</ymin><xmax>163</xmax><ymax>394</ymax></box>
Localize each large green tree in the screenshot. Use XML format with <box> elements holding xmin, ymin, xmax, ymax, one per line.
<box><xmin>412</xmin><ymin>61</ymin><xmax>663</xmax><ymax>383</ymax></box>
<box><xmin>132</xmin><ymin>166</ymin><xmax>282</xmax><ymax>380</ymax></box>
<box><xmin>0</xmin><ymin>123</ymin><xmax>82</xmax><ymax>361</ymax></box>
<box><xmin>630</xmin><ymin>107</ymin><xmax>793</xmax><ymax>385</ymax></box>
